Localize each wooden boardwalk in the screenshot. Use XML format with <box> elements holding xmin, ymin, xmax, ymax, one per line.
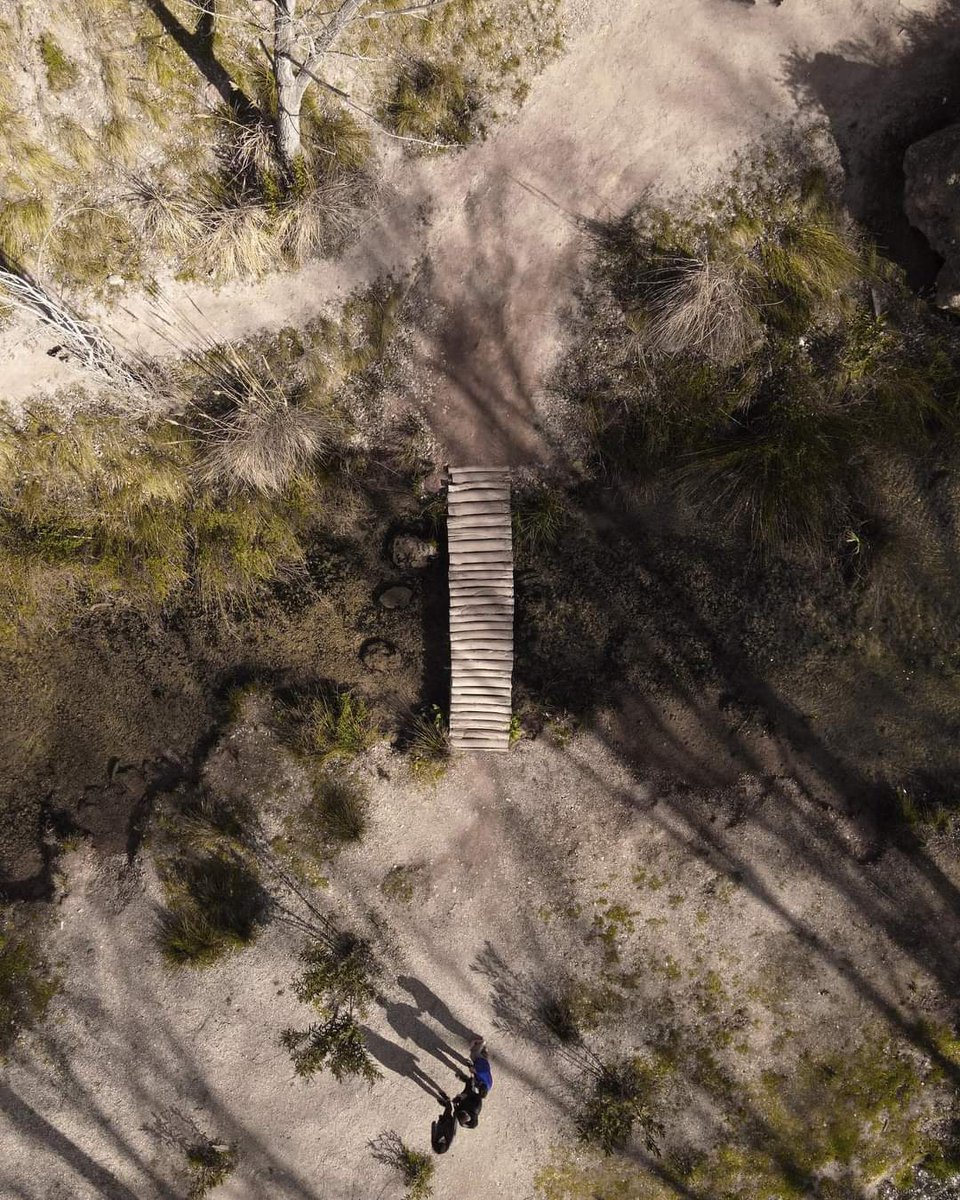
<box><xmin>447</xmin><ymin>466</ymin><xmax>514</xmax><ymax>752</ymax></box>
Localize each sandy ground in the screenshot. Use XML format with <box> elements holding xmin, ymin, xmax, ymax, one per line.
<box><xmin>3</xmin><ymin>723</ymin><xmax>959</xmax><ymax>1199</ymax></box>
<box><xmin>0</xmin><ymin>0</ymin><xmax>930</xmax><ymax>462</ymax></box>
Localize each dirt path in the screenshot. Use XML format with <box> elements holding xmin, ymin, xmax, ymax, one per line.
<box><xmin>5</xmin><ymin>729</ymin><xmax>959</xmax><ymax>1199</ymax></box>
<box><xmin>0</xmin><ymin>0</ymin><xmax>912</xmax><ymax>462</ymax></box>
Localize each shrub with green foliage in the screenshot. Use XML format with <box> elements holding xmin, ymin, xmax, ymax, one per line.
<box><xmin>570</xmin><ymin>169</ymin><xmax>960</xmax><ymax>557</ymax></box>
<box><xmin>0</xmin><ymin>912</ymin><xmax>57</xmax><ymax>1057</ymax></box>
<box><xmin>186</xmin><ymin>1138</ymin><xmax>236</xmax><ymax>1199</ymax></box>
<box><xmin>280</xmin><ymin>932</ymin><xmax>381</xmax><ymax>1083</ymax></box>
<box><xmin>576</xmin><ymin>1056</ymin><xmax>664</xmax><ymax>1155</ymax></box>
<box><xmin>303</xmin><ymin>693</ymin><xmax>380</xmax><ymax>765</ymax></box>
<box><xmin>158</xmin><ymin>851</ymin><xmax>270</xmax><ymax>968</ymax></box>
<box><xmin>369</xmin><ymin>1130</ymin><xmax>435</xmax><ymax>1200</ymax></box>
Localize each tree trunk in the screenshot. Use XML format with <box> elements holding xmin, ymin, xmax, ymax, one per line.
<box><xmin>274</xmin><ymin>0</ymin><xmax>304</xmax><ymax>169</ymax></box>
<box><xmin>273</xmin><ymin>0</ymin><xmax>369</xmax><ymax>171</ymax></box>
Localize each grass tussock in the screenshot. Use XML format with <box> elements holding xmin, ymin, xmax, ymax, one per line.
<box><xmin>158</xmin><ymin>850</ymin><xmax>270</xmax><ymax>968</ymax></box>
<box><xmin>38</xmin><ymin>33</ymin><xmax>79</xmax><ymax>93</ymax></box>
<box><xmin>571</xmin><ymin>168</ymin><xmax>960</xmax><ymax>558</ymax></box>
<box><xmin>294</xmin><ymin>772</ymin><xmax>370</xmax><ymax>853</ymax></box>
<box><xmin>302</xmin><ymin>692</ymin><xmax>380</xmax><ymax>765</ymax></box>
<box><xmin>384</xmin><ymin>59</ymin><xmax>483</xmax><ymax>146</ymax></box>
<box><xmin>404</xmin><ymin>706</ymin><xmax>451</xmax><ymax>784</ymax></box>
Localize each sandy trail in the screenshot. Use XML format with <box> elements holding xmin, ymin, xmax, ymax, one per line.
<box><xmin>4</xmin><ymin>728</ymin><xmax>958</xmax><ymax>1199</ymax></box>
<box><xmin>0</xmin><ymin>0</ymin><xmax>910</xmax><ymax>462</ymax></box>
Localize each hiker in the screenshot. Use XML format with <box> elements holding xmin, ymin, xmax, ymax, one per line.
<box><xmin>469</xmin><ymin>1036</ymin><xmax>493</xmax><ymax>1094</ymax></box>
<box><xmin>453</xmin><ymin>1075</ymin><xmax>484</xmax><ymax>1128</ymax></box>
<box><xmin>431</xmin><ymin>1094</ymin><xmax>457</xmax><ymax>1154</ymax></box>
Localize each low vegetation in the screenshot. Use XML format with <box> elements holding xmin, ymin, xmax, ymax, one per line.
<box><xmin>0</xmin><ymin>1</ymin><xmax>563</xmax><ymax>292</ymax></box>
<box><xmin>280</xmin><ymin>931</ymin><xmax>381</xmax><ymax>1083</ymax></box>
<box><xmin>575</xmin><ymin>1055</ymin><xmax>664</xmax><ymax>1156</ymax></box>
<box><xmin>158</xmin><ymin>850</ymin><xmax>270</xmax><ymax>968</ymax></box>
<box><xmin>380</xmin><ymin>863</ymin><xmax>425</xmax><ymax>904</ymax></box>
<box><xmin>404</xmin><ymin>705</ymin><xmax>451</xmax><ymax>784</ymax></box>
<box><xmin>301</xmin><ymin>692</ymin><xmax>380</xmax><ymax>764</ymax></box>
<box><xmin>369</xmin><ymin>1130</ymin><xmax>435</xmax><ymax>1200</ymax></box>
<box><xmin>564</xmin><ymin>168</ymin><xmax>960</xmax><ymax>557</ymax></box>
<box><xmin>186</xmin><ymin>1138</ymin><xmax>237</xmax><ymax>1199</ymax></box>
<box><xmin>0</xmin><ymin>909</ymin><xmax>58</xmax><ymax>1057</ymax></box>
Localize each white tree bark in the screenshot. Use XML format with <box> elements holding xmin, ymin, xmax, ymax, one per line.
<box><xmin>273</xmin><ymin>0</ymin><xmax>368</xmax><ymax>170</ymax></box>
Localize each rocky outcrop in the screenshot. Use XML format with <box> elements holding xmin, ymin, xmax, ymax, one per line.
<box><xmin>904</xmin><ymin>123</ymin><xmax>960</xmax><ymax>308</ymax></box>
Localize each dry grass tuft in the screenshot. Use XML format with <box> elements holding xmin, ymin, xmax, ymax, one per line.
<box><xmin>197</xmin><ymin>394</ymin><xmax>332</xmax><ymax>495</ymax></box>
<box><xmin>632</xmin><ymin>254</ymin><xmax>762</xmax><ymax>364</ymax></box>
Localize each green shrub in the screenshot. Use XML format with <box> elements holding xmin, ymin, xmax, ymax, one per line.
<box><xmin>39</xmin><ymin>33</ymin><xmax>79</xmax><ymax>93</ymax></box>
<box><xmin>158</xmin><ymin>851</ymin><xmax>270</xmax><ymax>968</ymax></box>
<box><xmin>304</xmin><ymin>693</ymin><xmax>379</xmax><ymax>764</ymax></box>
<box><xmin>0</xmin><ymin>913</ymin><xmax>58</xmax><ymax>1057</ymax></box>
<box><xmin>576</xmin><ymin>1057</ymin><xmax>664</xmax><ymax>1155</ymax></box>
<box><xmin>186</xmin><ymin>1139</ymin><xmax>236</xmax><ymax>1199</ymax></box>
<box><xmin>369</xmin><ymin>1130</ymin><xmax>435</xmax><ymax>1199</ymax></box>
<box><xmin>280</xmin><ymin>932</ymin><xmax>381</xmax><ymax>1083</ymax></box>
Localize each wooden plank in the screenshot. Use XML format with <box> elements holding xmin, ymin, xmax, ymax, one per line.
<box><xmin>447</xmin><ymin>498</ymin><xmax>510</xmax><ymax>509</ymax></box>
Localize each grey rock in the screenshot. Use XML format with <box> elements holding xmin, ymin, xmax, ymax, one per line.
<box><xmin>390</xmin><ymin>533</ymin><xmax>438</xmax><ymax>570</ymax></box>
<box><xmin>378</xmin><ymin>585</ymin><xmax>413</xmax><ymax>610</ymax></box>
<box><xmin>904</xmin><ymin>123</ymin><xmax>960</xmax><ymax>308</ymax></box>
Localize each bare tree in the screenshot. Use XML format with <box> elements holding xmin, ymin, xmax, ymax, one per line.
<box><xmin>274</xmin><ymin>0</ymin><xmax>366</xmax><ymax>168</ymax></box>
<box><xmin>271</xmin><ymin>0</ymin><xmax>448</xmax><ymax>169</ymax></box>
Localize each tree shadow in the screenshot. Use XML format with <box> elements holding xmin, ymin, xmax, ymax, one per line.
<box><xmin>142</xmin><ymin>0</ymin><xmax>260</xmax><ymax>121</ymax></box>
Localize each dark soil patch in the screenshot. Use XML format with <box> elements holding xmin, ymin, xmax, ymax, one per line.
<box><xmin>0</xmin><ymin>500</ymin><xmax>441</xmax><ymax>899</ymax></box>
<box><xmin>514</xmin><ymin>480</ymin><xmax>960</xmax><ymax>841</ymax></box>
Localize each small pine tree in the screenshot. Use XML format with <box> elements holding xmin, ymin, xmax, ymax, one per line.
<box><xmin>280</xmin><ymin>931</ymin><xmax>381</xmax><ymax>1083</ymax></box>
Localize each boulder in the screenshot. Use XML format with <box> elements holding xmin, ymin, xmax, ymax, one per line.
<box><xmin>904</xmin><ymin>123</ymin><xmax>960</xmax><ymax>308</ymax></box>
<box><xmin>378</xmin><ymin>584</ymin><xmax>413</xmax><ymax>610</ymax></box>
<box><xmin>390</xmin><ymin>534</ymin><xmax>437</xmax><ymax>570</ymax></box>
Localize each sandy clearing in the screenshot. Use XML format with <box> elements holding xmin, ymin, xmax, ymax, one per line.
<box><xmin>0</xmin><ymin>0</ymin><xmax>920</xmax><ymax>461</ymax></box>
<box><xmin>4</xmin><ymin>727</ymin><xmax>958</xmax><ymax>1199</ymax></box>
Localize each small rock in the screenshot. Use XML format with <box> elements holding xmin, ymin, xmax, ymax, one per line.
<box><xmin>378</xmin><ymin>584</ymin><xmax>413</xmax><ymax>610</ymax></box>
<box><xmin>360</xmin><ymin>638</ymin><xmax>398</xmax><ymax>673</ymax></box>
<box><xmin>390</xmin><ymin>533</ymin><xmax>437</xmax><ymax>570</ymax></box>
<box><xmin>106</xmin><ymin>274</ymin><xmax>124</xmax><ymax>287</ymax></box>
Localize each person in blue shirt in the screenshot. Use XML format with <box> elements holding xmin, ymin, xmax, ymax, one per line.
<box><xmin>453</xmin><ymin>1037</ymin><xmax>493</xmax><ymax>1128</ymax></box>
<box><xmin>468</xmin><ymin>1036</ymin><xmax>493</xmax><ymax>1094</ymax></box>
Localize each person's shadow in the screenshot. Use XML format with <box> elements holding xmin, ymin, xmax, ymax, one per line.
<box><xmin>360</xmin><ymin>1028</ymin><xmax>450</xmax><ymax>1103</ymax></box>
<box><xmin>397</xmin><ymin>975</ymin><xmax>477</xmax><ymax>1043</ymax></box>
<box><xmin>382</xmin><ymin>1000</ymin><xmax>473</xmax><ymax>1078</ymax></box>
